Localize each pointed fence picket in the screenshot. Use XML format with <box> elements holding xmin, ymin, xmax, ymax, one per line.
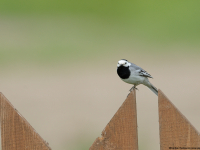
<box><xmin>90</xmin><ymin>89</ymin><xmax>200</xmax><ymax>150</ymax></box>
<box><xmin>0</xmin><ymin>93</ymin><xmax>51</xmax><ymax>150</ymax></box>
<box><xmin>0</xmin><ymin>89</ymin><xmax>200</xmax><ymax>150</ymax></box>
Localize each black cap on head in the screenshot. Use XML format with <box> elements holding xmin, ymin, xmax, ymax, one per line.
<box><xmin>121</xmin><ymin>59</ymin><xmax>128</xmax><ymax>61</ymax></box>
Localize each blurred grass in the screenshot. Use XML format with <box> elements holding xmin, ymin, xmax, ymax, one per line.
<box><xmin>0</xmin><ymin>0</ymin><xmax>138</xmax><ymax>16</ymax></box>
<box><xmin>1</xmin><ymin>0</ymin><xmax>200</xmax><ymax>42</ymax></box>
<box><xmin>1</xmin><ymin>1</ymin><xmax>200</xmax><ymax>67</ymax></box>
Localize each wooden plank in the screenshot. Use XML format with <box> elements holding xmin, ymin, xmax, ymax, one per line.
<box><xmin>158</xmin><ymin>90</ymin><xmax>200</xmax><ymax>150</ymax></box>
<box><xmin>0</xmin><ymin>93</ymin><xmax>51</xmax><ymax>150</ymax></box>
<box><xmin>90</xmin><ymin>90</ymin><xmax>138</xmax><ymax>150</ymax></box>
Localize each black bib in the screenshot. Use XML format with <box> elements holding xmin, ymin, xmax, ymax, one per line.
<box><xmin>117</xmin><ymin>66</ymin><xmax>130</xmax><ymax>79</ymax></box>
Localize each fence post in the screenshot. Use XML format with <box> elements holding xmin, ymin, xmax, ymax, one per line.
<box><xmin>158</xmin><ymin>90</ymin><xmax>200</xmax><ymax>150</ymax></box>
<box><xmin>0</xmin><ymin>93</ymin><xmax>51</xmax><ymax>150</ymax></box>
<box><xmin>90</xmin><ymin>90</ymin><xmax>138</xmax><ymax>150</ymax></box>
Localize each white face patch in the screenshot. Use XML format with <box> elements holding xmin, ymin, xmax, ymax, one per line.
<box><xmin>117</xmin><ymin>60</ymin><xmax>131</xmax><ymax>67</ymax></box>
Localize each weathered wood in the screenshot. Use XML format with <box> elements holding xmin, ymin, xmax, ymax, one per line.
<box><xmin>0</xmin><ymin>93</ymin><xmax>51</xmax><ymax>150</ymax></box>
<box><xmin>90</xmin><ymin>90</ymin><xmax>138</xmax><ymax>150</ymax></box>
<box><xmin>158</xmin><ymin>90</ymin><xmax>200</xmax><ymax>150</ymax></box>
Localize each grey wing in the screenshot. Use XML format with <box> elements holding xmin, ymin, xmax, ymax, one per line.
<box><xmin>139</xmin><ymin>69</ymin><xmax>153</xmax><ymax>78</ymax></box>
<box><xmin>130</xmin><ymin>63</ymin><xmax>153</xmax><ymax>78</ymax></box>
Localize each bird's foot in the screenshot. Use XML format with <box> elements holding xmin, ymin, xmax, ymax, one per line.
<box><xmin>129</xmin><ymin>86</ymin><xmax>138</xmax><ymax>92</ymax></box>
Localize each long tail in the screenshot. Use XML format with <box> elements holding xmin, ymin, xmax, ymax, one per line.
<box><xmin>147</xmin><ymin>83</ymin><xmax>158</xmax><ymax>96</ymax></box>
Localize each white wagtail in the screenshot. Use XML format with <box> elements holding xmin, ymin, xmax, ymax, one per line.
<box><xmin>117</xmin><ymin>59</ymin><xmax>158</xmax><ymax>96</ymax></box>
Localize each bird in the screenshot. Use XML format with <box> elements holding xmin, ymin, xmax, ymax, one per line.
<box><xmin>117</xmin><ymin>59</ymin><xmax>158</xmax><ymax>96</ymax></box>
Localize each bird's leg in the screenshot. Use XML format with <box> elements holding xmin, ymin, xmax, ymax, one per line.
<box><xmin>128</xmin><ymin>85</ymin><xmax>138</xmax><ymax>97</ymax></box>
<box><xmin>129</xmin><ymin>85</ymin><xmax>138</xmax><ymax>92</ymax></box>
<box><xmin>129</xmin><ymin>86</ymin><xmax>134</xmax><ymax>92</ymax></box>
<box><xmin>134</xmin><ymin>86</ymin><xmax>138</xmax><ymax>90</ymax></box>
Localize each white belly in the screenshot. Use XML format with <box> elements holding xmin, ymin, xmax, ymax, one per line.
<box><xmin>122</xmin><ymin>74</ymin><xmax>145</xmax><ymax>86</ymax></box>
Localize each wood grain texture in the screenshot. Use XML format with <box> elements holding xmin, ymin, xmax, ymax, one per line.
<box><xmin>90</xmin><ymin>90</ymin><xmax>138</xmax><ymax>150</ymax></box>
<box><xmin>0</xmin><ymin>93</ymin><xmax>51</xmax><ymax>150</ymax></box>
<box><xmin>158</xmin><ymin>90</ymin><xmax>200</xmax><ymax>150</ymax></box>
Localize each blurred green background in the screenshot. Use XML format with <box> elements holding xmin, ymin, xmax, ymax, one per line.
<box><xmin>1</xmin><ymin>0</ymin><xmax>200</xmax><ymax>67</ymax></box>
<box><xmin>0</xmin><ymin>1</ymin><xmax>200</xmax><ymax>150</ymax></box>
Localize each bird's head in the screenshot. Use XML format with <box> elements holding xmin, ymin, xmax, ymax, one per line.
<box><xmin>117</xmin><ymin>59</ymin><xmax>131</xmax><ymax>67</ymax></box>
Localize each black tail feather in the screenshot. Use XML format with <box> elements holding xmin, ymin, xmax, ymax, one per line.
<box><xmin>148</xmin><ymin>84</ymin><xmax>158</xmax><ymax>96</ymax></box>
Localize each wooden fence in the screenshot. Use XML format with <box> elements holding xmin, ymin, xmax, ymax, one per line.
<box><xmin>0</xmin><ymin>93</ymin><xmax>51</xmax><ymax>150</ymax></box>
<box><xmin>90</xmin><ymin>89</ymin><xmax>200</xmax><ymax>150</ymax></box>
<box><xmin>0</xmin><ymin>89</ymin><xmax>200</xmax><ymax>150</ymax></box>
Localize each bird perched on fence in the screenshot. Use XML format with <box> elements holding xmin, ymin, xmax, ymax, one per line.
<box><xmin>117</xmin><ymin>59</ymin><xmax>158</xmax><ymax>96</ymax></box>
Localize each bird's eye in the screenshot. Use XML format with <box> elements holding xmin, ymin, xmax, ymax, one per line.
<box><xmin>125</xmin><ymin>62</ymin><xmax>127</xmax><ymax>64</ymax></box>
